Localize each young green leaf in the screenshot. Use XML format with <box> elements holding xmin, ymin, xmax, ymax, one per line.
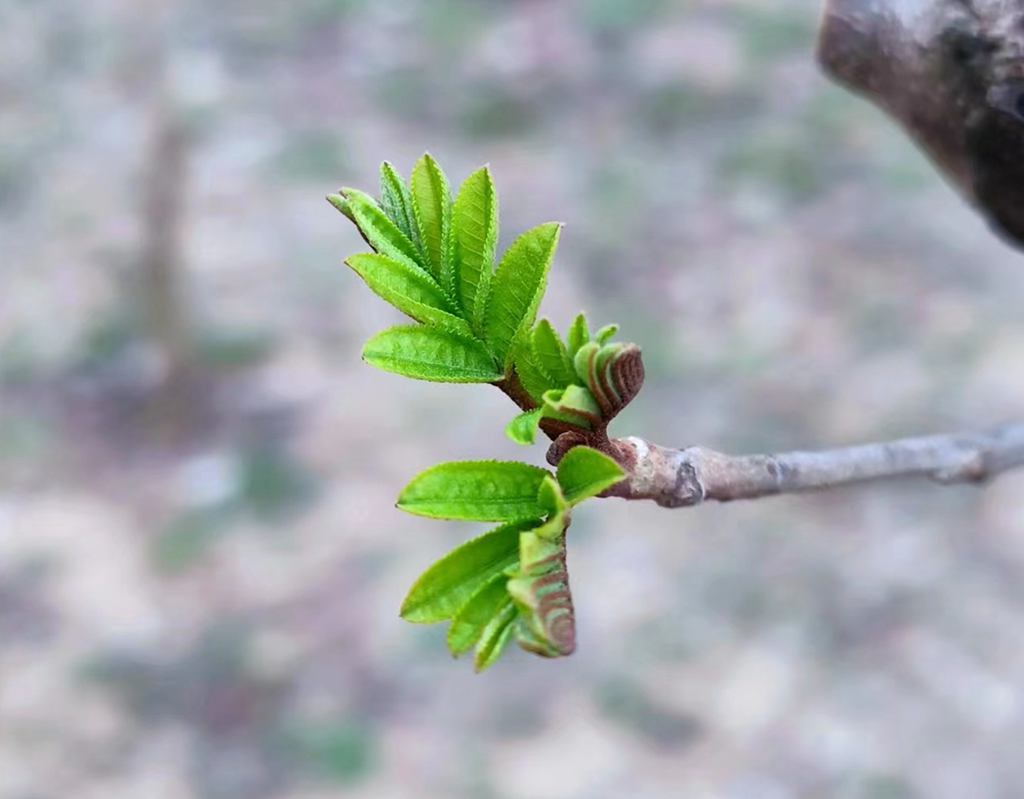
<box><xmin>556</xmin><ymin>446</ymin><xmax>625</xmax><ymax>505</ymax></box>
<box><xmin>573</xmin><ymin>341</ymin><xmax>601</xmax><ymax>387</ymax></box>
<box><xmin>410</xmin><ymin>154</ymin><xmax>453</xmax><ymax>287</ymax></box>
<box><xmin>518</xmin><ymin>524</ymin><xmax>565</xmax><ymax>572</ymax></box>
<box><xmin>474</xmin><ymin>599</ymin><xmax>517</xmax><ymax>672</ymax></box>
<box><xmin>452</xmin><ymin>166</ymin><xmax>498</xmax><ymax>329</ymax></box>
<box><xmin>341</xmin><ymin>188</ymin><xmax>423</xmax><ymax>269</ymax></box>
<box><xmin>542</xmin><ymin>385</ymin><xmax>601</xmax><ymax>429</ymax></box>
<box><xmin>346</xmin><ymin>254</ymin><xmax>470</xmax><ymax>337</ymax></box>
<box><xmin>509</xmin><ymin>518</ymin><xmax>576</xmax><ymax>657</ymax></box>
<box><xmin>512</xmin><ymin>342</ymin><xmax>560</xmax><ymax>404</ymax></box>
<box><xmin>327</xmin><ymin>193</ymin><xmax>356</xmax><ymax>223</ymax></box>
<box><xmin>484</xmin><ymin>222</ymin><xmax>562</xmax><ymax>369</ymax></box>
<box><xmin>447</xmin><ymin>573</ymin><xmax>510</xmax><ymax>655</ymax></box>
<box><xmin>594</xmin><ymin>323</ymin><xmax>619</xmax><ymax>345</ymax></box>
<box><xmin>397</xmin><ymin>460</ymin><xmax>551</xmax><ymax>521</ymax></box>
<box><xmin>566</xmin><ymin>313</ymin><xmax>590</xmax><ymax>357</ymax></box>
<box><xmin>537</xmin><ymin>474</ymin><xmax>569</xmax><ymax>518</ymax></box>
<box><xmin>505</xmin><ymin>408</ymin><xmax>543</xmax><ymax>446</ymax></box>
<box><xmin>531</xmin><ymin>319</ymin><xmax>577</xmax><ymax>386</ymax></box>
<box><xmin>379</xmin><ymin>161</ymin><xmax>421</xmax><ymax>250</ymax></box>
<box><xmin>362</xmin><ymin>325</ymin><xmax>501</xmax><ymax>383</ymax></box>
<box><xmin>400</xmin><ymin>521</ymin><xmax>526</xmax><ymax>623</ymax></box>
<box><xmin>531</xmin><ymin>475</ymin><xmax>570</xmax><ymax>540</ymax></box>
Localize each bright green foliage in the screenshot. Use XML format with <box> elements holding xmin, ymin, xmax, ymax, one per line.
<box><xmin>400</xmin><ymin>521</ymin><xmax>527</xmax><ymax>623</ymax></box>
<box><xmin>509</xmin><ymin>340</ymin><xmax>560</xmax><ymax>404</ymax></box>
<box><xmin>452</xmin><ymin>166</ymin><xmax>498</xmax><ymax>329</ymax></box>
<box><xmin>341</xmin><ymin>188</ymin><xmax>422</xmax><ymax>268</ymax></box>
<box><xmin>447</xmin><ymin>574</ymin><xmax>510</xmax><ymax>655</ymax></box>
<box><xmin>379</xmin><ymin>161</ymin><xmax>420</xmax><ymax>248</ymax></box>
<box><xmin>326</xmin><ymin>192</ymin><xmax>355</xmax><ymax>223</ymax></box>
<box><xmin>328</xmin><ymin>155</ymin><xmax>646</xmax><ymax>672</ymax></box>
<box><xmin>410</xmin><ymin>154</ymin><xmax>453</xmax><ymax>285</ymax></box>
<box><xmin>397</xmin><ymin>460</ymin><xmax>550</xmax><ymax>521</ymax></box>
<box><xmin>567</xmin><ymin>312</ymin><xmax>591</xmax><ymax>357</ymax></box>
<box><xmin>362</xmin><ymin>325</ymin><xmax>501</xmax><ymax>383</ymax></box>
<box><xmin>483</xmin><ymin>222</ymin><xmax>562</xmax><ymax>368</ymax></box>
<box><xmin>395</xmin><ymin>451</ymin><xmax>621</xmax><ymax>670</ymax></box>
<box><xmin>532</xmin><ymin>319</ymin><xmax>577</xmax><ymax>386</ymax></box>
<box><xmin>345</xmin><ymin>254</ymin><xmax>470</xmax><ymax>337</ymax></box>
<box><xmin>594</xmin><ymin>323</ymin><xmax>619</xmax><ymax>345</ymax></box>
<box><xmin>557</xmin><ymin>447</ymin><xmax>625</xmax><ymax>504</ymax></box>
<box><xmin>505</xmin><ymin>408</ymin><xmax>543</xmax><ymax>445</ymax></box>
<box><xmin>330</xmin><ymin>155</ymin><xmax>567</xmax><ymax>390</ymax></box>
<box><xmin>473</xmin><ymin>600</ymin><xmax>518</xmax><ymax>672</ymax></box>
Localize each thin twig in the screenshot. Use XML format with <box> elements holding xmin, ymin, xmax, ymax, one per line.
<box><xmin>606</xmin><ymin>424</ymin><xmax>1024</xmax><ymax>508</ymax></box>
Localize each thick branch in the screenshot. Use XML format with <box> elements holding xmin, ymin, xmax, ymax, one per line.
<box><xmin>608</xmin><ymin>424</ymin><xmax>1024</xmax><ymax>508</ymax></box>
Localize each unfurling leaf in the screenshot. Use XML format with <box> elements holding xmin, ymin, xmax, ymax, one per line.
<box><xmin>512</xmin><ymin>342</ymin><xmax>559</xmax><ymax>404</ymax></box>
<box><xmin>484</xmin><ymin>222</ymin><xmax>562</xmax><ymax>368</ymax></box>
<box><xmin>379</xmin><ymin>161</ymin><xmax>421</xmax><ymax>250</ymax></box>
<box><xmin>506</xmin><ymin>408</ymin><xmax>543</xmax><ymax>446</ymax></box>
<box><xmin>556</xmin><ymin>446</ymin><xmax>625</xmax><ymax>505</ymax></box>
<box><xmin>400</xmin><ymin>521</ymin><xmax>526</xmax><ymax>623</ymax></box>
<box><xmin>410</xmin><ymin>154</ymin><xmax>453</xmax><ymax>287</ymax></box>
<box><xmin>346</xmin><ymin>254</ymin><xmax>470</xmax><ymax>337</ymax></box>
<box><xmin>542</xmin><ymin>384</ymin><xmax>601</xmax><ymax>429</ymax></box>
<box><xmin>362</xmin><ymin>325</ymin><xmax>501</xmax><ymax>383</ymax></box>
<box><xmin>452</xmin><ymin>166</ymin><xmax>499</xmax><ymax>329</ymax></box>
<box><xmin>509</xmin><ymin>511</ymin><xmax>576</xmax><ymax>658</ymax></box>
<box><xmin>397</xmin><ymin>460</ymin><xmax>550</xmax><ymax>521</ymax></box>
<box><xmin>474</xmin><ymin>598</ymin><xmax>517</xmax><ymax>672</ymax></box>
<box><xmin>594</xmin><ymin>323</ymin><xmax>619</xmax><ymax>345</ymax></box>
<box><xmin>341</xmin><ymin>188</ymin><xmax>423</xmax><ymax>269</ymax></box>
<box><xmin>573</xmin><ymin>341</ymin><xmax>645</xmax><ymax>420</ymax></box>
<box><xmin>531</xmin><ymin>319</ymin><xmax>577</xmax><ymax>387</ymax></box>
<box><xmin>566</xmin><ymin>312</ymin><xmax>590</xmax><ymax>357</ymax></box>
<box><xmin>447</xmin><ymin>573</ymin><xmax>510</xmax><ymax>655</ymax></box>
<box><xmin>531</xmin><ymin>475</ymin><xmax>570</xmax><ymax>540</ymax></box>
<box><xmin>331</xmin><ymin>155</ymin><xmax>652</xmax><ymax>671</ymax></box>
<box><xmin>326</xmin><ymin>192</ymin><xmax>356</xmax><ymax>223</ymax></box>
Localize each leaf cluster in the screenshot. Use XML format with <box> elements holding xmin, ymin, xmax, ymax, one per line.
<box><xmin>328</xmin><ymin>154</ymin><xmax>560</xmax><ymax>384</ymax></box>
<box><xmin>397</xmin><ymin>447</ymin><xmax>624</xmax><ymax>671</ymax></box>
<box><xmin>327</xmin><ymin>155</ymin><xmax>644</xmax><ymax>452</ymax></box>
<box><xmin>505</xmin><ymin>314</ymin><xmax>644</xmax><ymax>447</ymax></box>
<box><xmin>328</xmin><ymin>155</ymin><xmax>646</xmax><ymax>668</ymax></box>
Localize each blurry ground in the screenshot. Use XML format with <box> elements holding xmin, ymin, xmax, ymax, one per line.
<box><xmin>4</xmin><ymin>1</ymin><xmax>1024</xmax><ymax>797</ymax></box>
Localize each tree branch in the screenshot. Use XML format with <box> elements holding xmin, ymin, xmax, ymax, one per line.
<box><xmin>607</xmin><ymin>424</ymin><xmax>1024</xmax><ymax>508</ymax></box>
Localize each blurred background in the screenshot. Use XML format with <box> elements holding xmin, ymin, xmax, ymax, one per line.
<box><xmin>4</xmin><ymin>0</ymin><xmax>1024</xmax><ymax>797</ymax></box>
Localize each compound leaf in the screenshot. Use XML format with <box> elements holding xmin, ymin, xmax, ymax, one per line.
<box><xmin>484</xmin><ymin>222</ymin><xmax>562</xmax><ymax>369</ymax></box>
<box><xmin>397</xmin><ymin>460</ymin><xmax>550</xmax><ymax>521</ymax></box>
<box><xmin>452</xmin><ymin>166</ymin><xmax>499</xmax><ymax>329</ymax></box>
<box><xmin>346</xmin><ymin>254</ymin><xmax>470</xmax><ymax>337</ymax></box>
<box><xmin>556</xmin><ymin>446</ymin><xmax>625</xmax><ymax>505</ymax></box>
<box><xmin>400</xmin><ymin>521</ymin><xmax>525</xmax><ymax>623</ymax></box>
<box><xmin>447</xmin><ymin>573</ymin><xmax>510</xmax><ymax>655</ymax></box>
<box><xmin>410</xmin><ymin>154</ymin><xmax>453</xmax><ymax>286</ymax></box>
<box><xmin>362</xmin><ymin>325</ymin><xmax>500</xmax><ymax>383</ymax></box>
